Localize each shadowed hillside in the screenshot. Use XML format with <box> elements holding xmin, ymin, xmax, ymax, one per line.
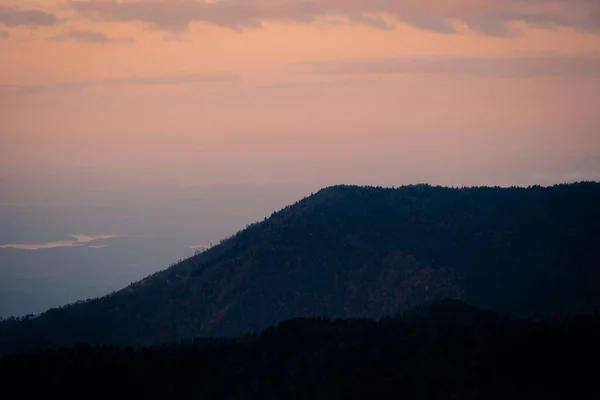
<box><xmin>1</xmin><ymin>300</ymin><xmax>599</xmax><ymax>399</ymax></box>
<box><xmin>1</xmin><ymin>182</ymin><xmax>600</xmax><ymax>353</ymax></box>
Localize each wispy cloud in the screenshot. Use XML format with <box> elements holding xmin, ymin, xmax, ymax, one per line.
<box><xmin>250</xmin><ymin>75</ymin><xmax>385</xmax><ymax>90</ymax></box>
<box><xmin>0</xmin><ymin>71</ymin><xmax>239</xmax><ymax>95</ymax></box>
<box><xmin>0</xmin><ymin>29</ymin><xmax>9</xmax><ymax>39</ymax></box>
<box><xmin>331</xmin><ymin>75</ymin><xmax>385</xmax><ymax>86</ymax></box>
<box><xmin>0</xmin><ymin>234</ymin><xmax>120</xmax><ymax>251</ymax></box>
<box><xmin>67</xmin><ymin>0</ymin><xmax>600</xmax><ymax>35</ymax></box>
<box><xmin>71</xmin><ymin>234</ymin><xmax>120</xmax><ymax>243</ymax></box>
<box><xmin>0</xmin><ymin>6</ymin><xmax>60</xmax><ymax>27</ymax></box>
<box><xmin>295</xmin><ymin>53</ymin><xmax>600</xmax><ymax>78</ymax></box>
<box><xmin>50</xmin><ymin>28</ymin><xmax>135</xmax><ymax>44</ymax></box>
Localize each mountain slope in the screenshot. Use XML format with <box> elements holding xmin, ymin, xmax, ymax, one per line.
<box><xmin>2</xmin><ymin>300</ymin><xmax>600</xmax><ymax>399</ymax></box>
<box><xmin>2</xmin><ymin>182</ymin><xmax>600</xmax><ymax>353</ymax></box>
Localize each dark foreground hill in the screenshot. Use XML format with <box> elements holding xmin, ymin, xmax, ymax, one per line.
<box><xmin>1</xmin><ymin>182</ymin><xmax>600</xmax><ymax>353</ymax></box>
<box><xmin>1</xmin><ymin>300</ymin><xmax>599</xmax><ymax>399</ymax></box>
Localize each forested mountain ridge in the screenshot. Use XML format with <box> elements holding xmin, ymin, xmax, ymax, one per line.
<box><xmin>1</xmin><ymin>182</ymin><xmax>600</xmax><ymax>354</ymax></box>
<box><xmin>2</xmin><ymin>300</ymin><xmax>599</xmax><ymax>399</ymax></box>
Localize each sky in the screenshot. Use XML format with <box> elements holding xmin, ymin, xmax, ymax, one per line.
<box><xmin>1</xmin><ymin>0</ymin><xmax>600</xmax><ymax>317</ymax></box>
<box><xmin>2</xmin><ymin>0</ymin><xmax>600</xmax><ymax>199</ymax></box>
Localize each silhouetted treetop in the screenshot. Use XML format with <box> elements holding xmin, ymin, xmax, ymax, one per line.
<box><xmin>1</xmin><ymin>300</ymin><xmax>599</xmax><ymax>400</ymax></box>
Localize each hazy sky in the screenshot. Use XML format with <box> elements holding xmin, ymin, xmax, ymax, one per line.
<box><xmin>2</xmin><ymin>0</ymin><xmax>600</xmax><ymax>316</ymax></box>
<box><xmin>2</xmin><ymin>0</ymin><xmax>600</xmax><ymax>197</ymax></box>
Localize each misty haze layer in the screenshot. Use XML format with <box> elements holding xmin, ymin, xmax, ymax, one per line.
<box><xmin>0</xmin><ymin>184</ymin><xmax>315</xmax><ymax>317</ymax></box>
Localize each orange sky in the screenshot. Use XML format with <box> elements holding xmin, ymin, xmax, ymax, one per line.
<box><xmin>2</xmin><ymin>0</ymin><xmax>600</xmax><ymax>191</ymax></box>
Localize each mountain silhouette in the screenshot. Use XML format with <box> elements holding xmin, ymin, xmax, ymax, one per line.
<box><xmin>2</xmin><ymin>299</ymin><xmax>599</xmax><ymax>399</ymax></box>
<box><xmin>1</xmin><ymin>182</ymin><xmax>600</xmax><ymax>353</ymax></box>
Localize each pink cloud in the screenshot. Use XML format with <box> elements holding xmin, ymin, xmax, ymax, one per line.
<box><xmin>295</xmin><ymin>53</ymin><xmax>600</xmax><ymax>78</ymax></box>
<box><xmin>1</xmin><ymin>71</ymin><xmax>239</xmax><ymax>94</ymax></box>
<box><xmin>50</xmin><ymin>28</ymin><xmax>135</xmax><ymax>44</ymax></box>
<box><xmin>0</xmin><ymin>5</ymin><xmax>60</xmax><ymax>27</ymax></box>
<box><xmin>67</xmin><ymin>0</ymin><xmax>600</xmax><ymax>35</ymax></box>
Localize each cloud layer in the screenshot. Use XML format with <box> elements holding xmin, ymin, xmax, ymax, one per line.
<box><xmin>295</xmin><ymin>53</ymin><xmax>600</xmax><ymax>78</ymax></box>
<box><xmin>0</xmin><ymin>234</ymin><xmax>120</xmax><ymax>251</ymax></box>
<box><xmin>67</xmin><ymin>0</ymin><xmax>600</xmax><ymax>35</ymax></box>
<box><xmin>3</xmin><ymin>1</ymin><xmax>599</xmax><ymax>37</ymax></box>
<box><xmin>1</xmin><ymin>71</ymin><xmax>239</xmax><ymax>94</ymax></box>
<box><xmin>0</xmin><ymin>5</ymin><xmax>60</xmax><ymax>27</ymax></box>
<box><xmin>51</xmin><ymin>28</ymin><xmax>134</xmax><ymax>44</ymax></box>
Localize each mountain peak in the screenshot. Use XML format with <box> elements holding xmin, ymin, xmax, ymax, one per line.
<box><xmin>1</xmin><ymin>182</ymin><xmax>599</xmax><ymax>354</ymax></box>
